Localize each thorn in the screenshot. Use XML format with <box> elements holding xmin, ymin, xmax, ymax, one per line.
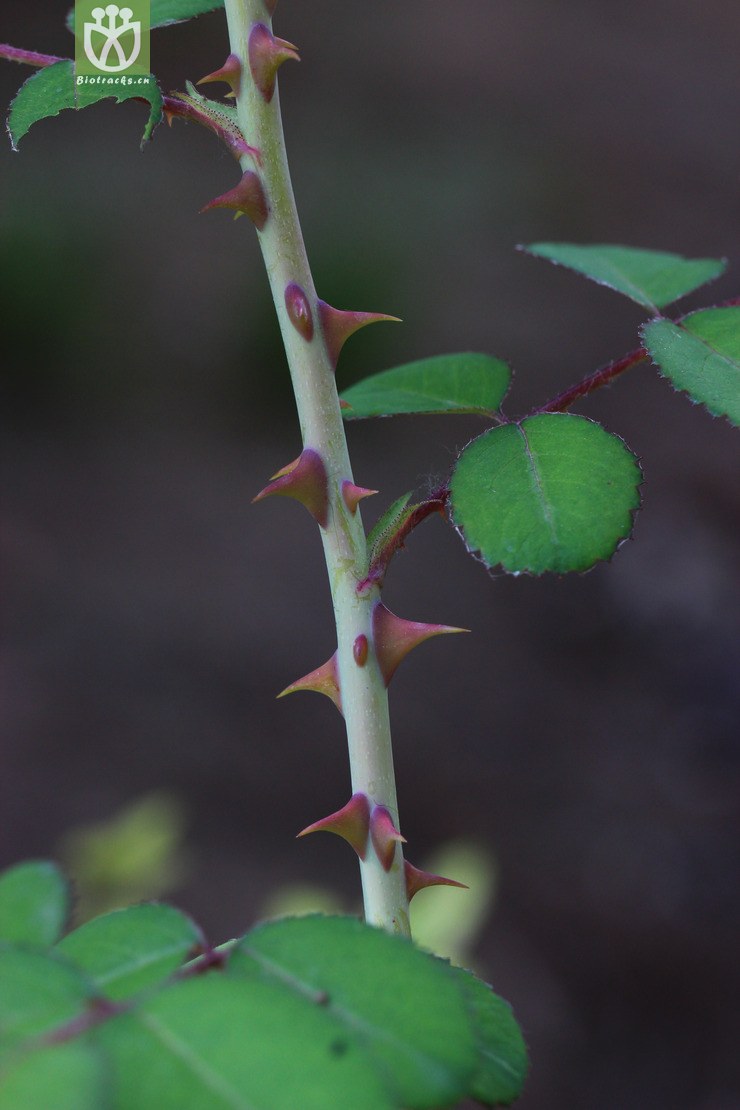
<box><xmin>277</xmin><ymin>653</ymin><xmax>342</xmax><ymax>714</ymax></box>
<box><xmin>285</xmin><ymin>282</ymin><xmax>314</xmax><ymax>341</ymax></box>
<box><xmin>252</xmin><ymin>448</ymin><xmax>329</xmax><ymax>528</ymax></box>
<box><xmin>201</xmin><ymin>170</ymin><xmax>269</xmax><ymax>230</ymax></box>
<box><xmin>339</xmin><ymin>399</ymin><xmax>352</xmax><ymax>411</ymax></box>
<box><xmin>341</xmin><ymin>480</ymin><xmax>377</xmax><ymax>515</ymax></box>
<box><xmin>353</xmin><ymin>634</ymin><xmax>369</xmax><ymax>667</ymax></box>
<box><xmin>404</xmin><ymin>861</ymin><xmax>468</xmax><ymax>902</ymax></box>
<box><xmin>248</xmin><ymin>22</ymin><xmax>300</xmax><ymax>103</ymax></box>
<box><xmin>369</xmin><ymin>805</ymin><xmax>406</xmax><ymax>872</ymax></box>
<box><xmin>264</xmin><ymin>0</ymin><xmax>278</xmax><ymax>15</ymax></box>
<box><xmin>372</xmin><ymin>602</ymin><xmax>468</xmax><ymax>686</ymax></box>
<box><xmin>317</xmin><ymin>301</ymin><xmax>401</xmax><ymax>371</ymax></box>
<box><xmin>297</xmin><ymin>793</ymin><xmax>371</xmax><ymax>859</ymax></box>
<box><xmin>197</xmin><ymin>53</ymin><xmax>242</xmax><ymax>96</ymax></box>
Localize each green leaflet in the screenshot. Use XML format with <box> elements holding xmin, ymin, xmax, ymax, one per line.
<box><xmin>0</xmin><ymin>946</ymin><xmax>94</xmax><ymax>1062</ymax></box>
<box><xmin>67</xmin><ymin>0</ymin><xmax>225</xmax><ymax>33</ymax></box>
<box><xmin>0</xmin><ymin>1042</ymin><xmax>106</xmax><ymax>1110</ymax></box>
<box><xmin>341</xmin><ymin>353</ymin><xmax>511</xmax><ymax>419</ymax></box>
<box><xmin>0</xmin><ymin>861</ymin><xmax>69</xmax><ymax>948</ymax></box>
<box><xmin>450</xmin><ymin>413</ymin><xmax>641</xmax><ymax>575</ymax></box>
<box><xmin>99</xmin><ymin>974</ymin><xmax>396</xmax><ymax>1110</ymax></box>
<box><xmin>229</xmin><ymin>915</ymin><xmax>478</xmax><ymax>1108</ymax></box>
<box><xmin>642</xmin><ymin>306</ymin><xmax>740</xmax><ymax>427</ymax></box>
<box><xmin>7</xmin><ymin>60</ymin><xmax>162</xmax><ymax>148</ymax></box>
<box><xmin>0</xmin><ymin>898</ymin><xmax>528</xmax><ymax>1109</ymax></box>
<box><xmin>456</xmin><ymin>969</ymin><xmax>529</xmax><ymax>1106</ymax></box>
<box><xmin>522</xmin><ymin>242</ymin><xmax>726</xmax><ymax>312</ymax></box>
<box><xmin>57</xmin><ymin>903</ymin><xmax>205</xmax><ymax>1001</ymax></box>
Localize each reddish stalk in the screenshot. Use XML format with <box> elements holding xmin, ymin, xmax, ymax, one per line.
<box><xmin>535</xmin><ymin>346</ymin><xmax>647</xmax><ymax>415</ymax></box>
<box><xmin>0</xmin><ymin>44</ymin><xmax>64</xmax><ymax>67</ymax></box>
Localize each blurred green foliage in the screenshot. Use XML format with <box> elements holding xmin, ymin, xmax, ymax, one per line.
<box><xmin>58</xmin><ymin>792</ymin><xmax>190</xmax><ymax>923</ymax></box>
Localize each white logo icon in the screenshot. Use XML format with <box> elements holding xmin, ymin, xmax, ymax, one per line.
<box><xmin>84</xmin><ymin>5</ymin><xmax>141</xmax><ymax>73</ymax></box>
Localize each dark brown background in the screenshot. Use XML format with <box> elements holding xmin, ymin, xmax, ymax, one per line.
<box><xmin>1</xmin><ymin>3</ymin><xmax>739</xmax><ymax>1107</ymax></box>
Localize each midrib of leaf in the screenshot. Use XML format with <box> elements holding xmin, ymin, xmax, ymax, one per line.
<box><xmin>477</xmin><ymin>1042</ymin><xmax>521</xmax><ymax>1081</ymax></box>
<box><xmin>517</xmin><ymin>424</ymin><xmax>558</xmax><ymax>545</ymax></box>
<box><xmin>137</xmin><ymin>1009</ymin><xmax>257</xmax><ymax>1110</ymax></box>
<box><xmin>598</xmin><ymin>260</ymin><xmax>658</xmax><ymax>311</ymax></box>
<box><xmin>92</xmin><ymin>940</ymin><xmax>191</xmax><ymax>988</ymax></box>
<box><xmin>350</xmin><ymin>386</ymin><xmax>492</xmax><ymax>413</ymax></box>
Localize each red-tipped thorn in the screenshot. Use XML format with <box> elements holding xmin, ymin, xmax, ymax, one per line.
<box><xmin>317</xmin><ymin>301</ymin><xmax>401</xmax><ymax>370</ymax></box>
<box><xmin>370</xmin><ymin>805</ymin><xmax>406</xmax><ymax>872</ymax></box>
<box><xmin>248</xmin><ymin>23</ymin><xmax>300</xmax><ymax>103</ymax></box>
<box><xmin>341</xmin><ymin>481</ymin><xmax>377</xmax><ymax>515</ymax></box>
<box><xmin>353</xmin><ymin>634</ymin><xmax>369</xmax><ymax>667</ymax></box>
<box><xmin>285</xmin><ymin>282</ymin><xmax>314</xmax><ymax>341</ymax></box>
<box><xmin>339</xmin><ymin>399</ymin><xmax>352</xmax><ymax>411</ymax></box>
<box><xmin>277</xmin><ymin>653</ymin><xmax>342</xmax><ymax>714</ymax></box>
<box><xmin>264</xmin><ymin>0</ymin><xmax>278</xmax><ymax>14</ymax></box>
<box><xmin>404</xmin><ymin>861</ymin><xmax>468</xmax><ymax>902</ymax></box>
<box><xmin>252</xmin><ymin>448</ymin><xmax>329</xmax><ymax>528</ymax></box>
<box><xmin>201</xmin><ymin>170</ymin><xmax>269</xmax><ymax>230</ymax></box>
<box><xmin>297</xmin><ymin>793</ymin><xmax>371</xmax><ymax>859</ymax></box>
<box><xmin>197</xmin><ymin>53</ymin><xmax>242</xmax><ymax>96</ymax></box>
<box><xmin>372</xmin><ymin>602</ymin><xmax>468</xmax><ymax>686</ymax></box>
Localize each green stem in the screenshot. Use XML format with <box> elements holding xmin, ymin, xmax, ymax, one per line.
<box><xmin>223</xmin><ymin>0</ymin><xmax>410</xmax><ymax>935</ymax></box>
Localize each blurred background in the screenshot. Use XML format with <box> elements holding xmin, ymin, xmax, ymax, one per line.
<box><xmin>1</xmin><ymin>2</ymin><xmax>739</xmax><ymax>1107</ymax></box>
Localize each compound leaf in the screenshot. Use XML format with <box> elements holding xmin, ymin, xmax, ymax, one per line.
<box><xmin>57</xmin><ymin>903</ymin><xmax>205</xmax><ymax>1001</ymax></box>
<box><xmin>228</xmin><ymin>915</ymin><xmax>478</xmax><ymax>1108</ymax></box>
<box><xmin>0</xmin><ymin>906</ymin><xmax>529</xmax><ymax>1109</ymax></box>
<box><xmin>450</xmin><ymin>413</ymin><xmax>641</xmax><ymax>575</ymax></box>
<box><xmin>341</xmin><ymin>353</ymin><xmax>510</xmax><ymax>419</ymax></box>
<box><xmin>67</xmin><ymin>1</ymin><xmax>225</xmax><ymax>33</ymax></box>
<box><xmin>522</xmin><ymin>242</ymin><xmax>725</xmax><ymax>311</ymax></box>
<box><xmin>641</xmin><ymin>306</ymin><xmax>740</xmax><ymax>427</ymax></box>
<box><xmin>0</xmin><ymin>861</ymin><xmax>69</xmax><ymax>948</ymax></box>
<box><xmin>7</xmin><ymin>60</ymin><xmax>162</xmax><ymax>148</ymax></box>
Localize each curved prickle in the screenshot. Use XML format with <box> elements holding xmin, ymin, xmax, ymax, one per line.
<box><xmin>317</xmin><ymin>301</ymin><xmax>401</xmax><ymax>371</ymax></box>
<box><xmin>297</xmin><ymin>793</ymin><xmax>371</xmax><ymax>859</ymax></box>
<box><xmin>277</xmin><ymin>653</ymin><xmax>342</xmax><ymax>714</ymax></box>
<box><xmin>285</xmin><ymin>282</ymin><xmax>314</xmax><ymax>341</ymax></box>
<box><xmin>197</xmin><ymin>53</ymin><xmax>242</xmax><ymax>96</ymax></box>
<box><xmin>201</xmin><ymin>170</ymin><xmax>269</xmax><ymax>230</ymax></box>
<box><xmin>341</xmin><ymin>481</ymin><xmax>377</xmax><ymax>515</ymax></box>
<box><xmin>404</xmin><ymin>861</ymin><xmax>468</xmax><ymax>902</ymax></box>
<box><xmin>252</xmin><ymin>448</ymin><xmax>329</xmax><ymax>527</ymax></box>
<box><xmin>372</xmin><ymin>602</ymin><xmax>468</xmax><ymax>686</ymax></box>
<box><xmin>369</xmin><ymin>805</ymin><xmax>406</xmax><ymax>872</ymax></box>
<box><xmin>248</xmin><ymin>22</ymin><xmax>300</xmax><ymax>103</ymax></box>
